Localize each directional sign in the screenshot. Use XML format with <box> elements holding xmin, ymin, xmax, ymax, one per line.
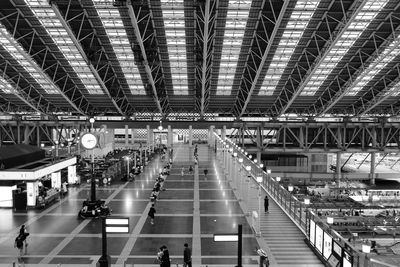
<box><xmin>105</xmin><ymin>217</ymin><xmax>129</xmax><ymax>233</ymax></box>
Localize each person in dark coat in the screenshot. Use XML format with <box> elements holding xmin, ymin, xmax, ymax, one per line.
<box><xmin>264</xmin><ymin>196</ymin><xmax>269</xmax><ymax>212</ymax></box>
<box><xmin>161</xmin><ymin>245</ymin><xmax>171</xmax><ymax>267</ymax></box>
<box><xmin>183</xmin><ymin>243</ymin><xmax>192</xmax><ymax>267</ymax></box>
<box><xmin>148</xmin><ymin>204</ymin><xmax>156</xmax><ymax>225</ymax></box>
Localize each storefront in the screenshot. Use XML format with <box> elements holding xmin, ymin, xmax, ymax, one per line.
<box><xmin>0</xmin><ymin>157</ymin><xmax>77</xmax><ymax>209</ymax></box>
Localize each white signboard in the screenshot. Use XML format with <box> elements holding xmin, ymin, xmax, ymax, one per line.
<box><xmin>323</xmin><ymin>232</ymin><xmax>333</xmax><ymax>259</ymax></box>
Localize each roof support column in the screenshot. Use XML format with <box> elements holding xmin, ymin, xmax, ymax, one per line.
<box><xmin>370</xmin><ymin>152</ymin><xmax>376</xmax><ymax>185</ymax></box>
<box><xmin>189</xmin><ymin>125</ymin><xmax>193</xmax><ymax>148</ymax></box>
<box><xmin>336</xmin><ymin>152</ymin><xmax>341</xmax><ymax>184</ymax></box>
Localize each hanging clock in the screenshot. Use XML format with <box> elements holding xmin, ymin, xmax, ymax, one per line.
<box><xmin>80</xmin><ymin>133</ymin><xmax>98</xmax><ymax>150</ymax></box>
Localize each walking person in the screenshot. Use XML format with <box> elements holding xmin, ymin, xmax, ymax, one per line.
<box><xmin>264</xmin><ymin>196</ymin><xmax>269</xmax><ymax>213</ymax></box>
<box><xmin>18</xmin><ymin>225</ymin><xmax>29</xmax><ymax>255</ymax></box>
<box><xmin>181</xmin><ymin>167</ymin><xmax>185</xmax><ymax>177</ymax></box>
<box><xmin>14</xmin><ymin>235</ymin><xmax>24</xmax><ymax>261</ymax></box>
<box><xmin>161</xmin><ymin>245</ymin><xmax>171</xmax><ymax>267</ymax></box>
<box><xmin>203</xmin><ymin>168</ymin><xmax>208</xmax><ymax>178</ymax></box>
<box><xmin>148</xmin><ymin>204</ymin><xmax>156</xmax><ymax>225</ymax></box>
<box><xmin>183</xmin><ymin>243</ymin><xmax>192</xmax><ymax>267</ymax></box>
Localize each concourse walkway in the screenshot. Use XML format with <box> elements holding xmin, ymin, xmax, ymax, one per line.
<box><xmin>0</xmin><ymin>144</ymin><xmax>323</xmax><ymax>266</ymax></box>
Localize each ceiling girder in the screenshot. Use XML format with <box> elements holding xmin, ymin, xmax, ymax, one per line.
<box><xmin>315</xmin><ymin>15</ymin><xmax>400</xmax><ymax>116</ymax></box>
<box><xmin>195</xmin><ymin>0</ymin><xmax>217</xmax><ymax>118</ymax></box>
<box><xmin>3</xmin><ymin>6</ymin><xmax>95</xmax><ymax>115</ymax></box>
<box><xmin>127</xmin><ymin>1</ymin><xmax>169</xmax><ymax>117</ymax></box>
<box><xmin>271</xmin><ymin>0</ymin><xmax>367</xmax><ymax>117</ymax></box>
<box><xmin>0</xmin><ymin>20</ymin><xmax>86</xmax><ymax>115</ymax></box>
<box><xmin>51</xmin><ymin>2</ymin><xmax>126</xmax><ymax>115</ymax></box>
<box><xmin>234</xmin><ymin>0</ymin><xmax>290</xmax><ymax>118</ymax></box>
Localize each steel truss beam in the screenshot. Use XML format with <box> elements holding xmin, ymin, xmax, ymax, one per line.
<box><xmin>0</xmin><ymin>60</ymin><xmax>56</xmax><ymax>115</ymax></box>
<box><xmin>1</xmin><ymin>8</ymin><xmax>94</xmax><ymax>115</ymax></box>
<box><xmin>355</xmin><ymin>66</ymin><xmax>400</xmax><ymax>116</ymax></box>
<box><xmin>63</xmin><ymin>1</ymin><xmax>137</xmax><ymax>115</ymax></box>
<box><xmin>234</xmin><ymin>0</ymin><xmax>290</xmax><ymax>118</ymax></box>
<box><xmin>226</xmin><ymin>122</ymin><xmax>400</xmax><ymax>153</ymax></box>
<box><xmin>126</xmin><ymin>1</ymin><xmax>168</xmax><ymax>116</ymax></box>
<box><xmin>315</xmin><ymin>15</ymin><xmax>400</xmax><ymax>116</ymax></box>
<box><xmin>271</xmin><ymin>0</ymin><xmax>366</xmax><ymax>117</ymax></box>
<box><xmin>0</xmin><ymin>17</ymin><xmax>86</xmax><ymax>115</ymax></box>
<box><xmin>195</xmin><ymin>0</ymin><xmax>218</xmax><ymax>118</ymax></box>
<box><xmin>51</xmin><ymin>2</ymin><xmax>127</xmax><ymax>115</ymax></box>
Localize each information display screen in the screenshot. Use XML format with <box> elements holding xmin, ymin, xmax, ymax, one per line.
<box><xmin>333</xmin><ymin>241</ymin><xmax>342</xmax><ymax>257</ymax></box>
<box><xmin>323</xmin><ymin>232</ymin><xmax>333</xmax><ymax>259</ymax></box>
<box><xmin>315</xmin><ymin>224</ymin><xmax>323</xmax><ymax>253</ymax></box>
<box><xmin>310</xmin><ymin>219</ymin><xmax>316</xmax><ymax>245</ymax></box>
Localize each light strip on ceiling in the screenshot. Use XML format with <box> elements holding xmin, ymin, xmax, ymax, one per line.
<box><xmin>161</xmin><ymin>0</ymin><xmax>188</xmax><ymax>95</ymax></box>
<box><xmin>259</xmin><ymin>0</ymin><xmax>320</xmax><ymax>96</ymax></box>
<box><xmin>346</xmin><ymin>35</ymin><xmax>400</xmax><ymax>96</ymax></box>
<box><xmin>25</xmin><ymin>0</ymin><xmax>104</xmax><ymax>94</ymax></box>
<box><xmin>216</xmin><ymin>0</ymin><xmax>251</xmax><ymax>96</ymax></box>
<box><xmin>0</xmin><ymin>23</ymin><xmax>59</xmax><ymax>94</ymax></box>
<box><xmin>300</xmin><ymin>0</ymin><xmax>389</xmax><ymax>96</ymax></box>
<box><xmin>93</xmin><ymin>1</ymin><xmax>145</xmax><ymax>95</ymax></box>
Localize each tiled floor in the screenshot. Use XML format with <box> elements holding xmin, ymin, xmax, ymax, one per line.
<box><xmin>0</xmin><ymin>144</ymin><xmax>323</xmax><ymax>266</ymax></box>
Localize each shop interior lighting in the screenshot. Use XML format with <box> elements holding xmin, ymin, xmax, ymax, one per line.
<box><xmin>300</xmin><ymin>0</ymin><xmax>389</xmax><ymax>96</ymax></box>
<box><xmin>266</xmin><ymin>169</ymin><xmax>271</xmax><ymax>174</ymax></box>
<box><xmin>245</xmin><ymin>166</ymin><xmax>251</xmax><ymax>171</ymax></box>
<box><xmin>93</xmin><ymin>1</ymin><xmax>145</xmax><ymax>95</ymax></box>
<box><xmin>256</xmin><ymin>176</ymin><xmax>263</xmax><ymax>183</ymax></box>
<box><xmin>304</xmin><ymin>198</ymin><xmax>310</xmax><ymax>205</ymax></box>
<box><xmin>25</xmin><ymin>0</ymin><xmax>104</xmax><ymax>94</ymax></box>
<box><xmin>346</xmin><ymin>33</ymin><xmax>400</xmax><ymax>96</ymax></box>
<box><xmin>213</xmin><ymin>234</ymin><xmax>238</xmax><ymax>242</ymax></box>
<box><xmin>276</xmin><ymin>176</ymin><xmax>281</xmax><ymax>182</ymax></box>
<box><xmin>216</xmin><ymin>0</ymin><xmax>251</xmax><ymax>95</ymax></box>
<box><xmin>160</xmin><ymin>0</ymin><xmax>188</xmax><ymax>95</ymax></box>
<box><xmin>0</xmin><ymin>23</ymin><xmax>59</xmax><ymax>94</ymax></box>
<box><xmin>288</xmin><ymin>185</ymin><xmax>294</xmax><ymax>192</ymax></box>
<box><xmin>327</xmin><ymin>217</ymin><xmax>334</xmax><ymax>224</ymax></box>
<box><xmin>259</xmin><ymin>0</ymin><xmax>320</xmax><ymax>95</ymax></box>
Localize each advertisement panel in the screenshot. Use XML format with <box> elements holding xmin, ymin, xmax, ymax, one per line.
<box><xmin>310</xmin><ymin>219</ymin><xmax>316</xmax><ymax>245</ymax></box>
<box><xmin>315</xmin><ymin>224</ymin><xmax>323</xmax><ymax>253</ymax></box>
<box><xmin>343</xmin><ymin>250</ymin><xmax>353</xmax><ymax>267</ymax></box>
<box><xmin>323</xmin><ymin>232</ymin><xmax>333</xmax><ymax>259</ymax></box>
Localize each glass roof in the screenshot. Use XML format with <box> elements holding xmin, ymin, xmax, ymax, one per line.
<box><xmin>300</xmin><ymin>0</ymin><xmax>389</xmax><ymax>96</ymax></box>
<box><xmin>216</xmin><ymin>0</ymin><xmax>251</xmax><ymax>96</ymax></box>
<box><xmin>346</xmin><ymin>35</ymin><xmax>400</xmax><ymax>96</ymax></box>
<box><xmin>161</xmin><ymin>0</ymin><xmax>188</xmax><ymax>95</ymax></box>
<box><xmin>25</xmin><ymin>0</ymin><xmax>104</xmax><ymax>94</ymax></box>
<box><xmin>0</xmin><ymin>23</ymin><xmax>61</xmax><ymax>94</ymax></box>
<box><xmin>93</xmin><ymin>1</ymin><xmax>145</xmax><ymax>95</ymax></box>
<box><xmin>0</xmin><ymin>75</ymin><xmax>16</xmax><ymax>94</ymax></box>
<box><xmin>259</xmin><ymin>0</ymin><xmax>320</xmax><ymax>96</ymax></box>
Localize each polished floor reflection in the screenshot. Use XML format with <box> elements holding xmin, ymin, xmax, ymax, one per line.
<box><xmin>0</xmin><ymin>144</ymin><xmax>321</xmax><ymax>266</ymax></box>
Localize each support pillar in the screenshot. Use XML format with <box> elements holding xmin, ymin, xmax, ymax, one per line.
<box><xmin>23</xmin><ymin>125</ymin><xmax>30</xmax><ymax>144</ymax></box>
<box><xmin>222</xmin><ymin>125</ymin><xmax>226</xmax><ymax>140</ymax></box>
<box><xmin>167</xmin><ymin>125</ymin><xmax>172</xmax><ymax>148</ymax></box>
<box><xmin>208</xmin><ymin>125</ymin><xmax>214</xmax><ymax>147</ymax></box>
<box><xmin>124</xmin><ymin>125</ymin><xmax>129</xmax><ymax>147</ymax></box>
<box><xmin>36</xmin><ymin>125</ymin><xmax>40</xmax><ymax>147</ymax></box>
<box><xmin>131</xmin><ymin>128</ymin><xmax>135</xmax><ymax>145</ymax></box>
<box><xmin>189</xmin><ymin>125</ymin><xmax>193</xmax><ymax>147</ymax></box>
<box><xmin>257</xmin><ymin>152</ymin><xmax>261</xmax><ymax>166</ymax></box>
<box><xmin>146</xmin><ymin>125</ymin><xmax>151</xmax><ymax>148</ymax></box>
<box><xmin>370</xmin><ymin>152</ymin><xmax>376</xmax><ymax>185</ymax></box>
<box><xmin>336</xmin><ymin>152</ymin><xmax>341</xmax><ymax>184</ymax></box>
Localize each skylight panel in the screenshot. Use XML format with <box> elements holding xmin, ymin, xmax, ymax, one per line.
<box><xmin>0</xmin><ymin>23</ymin><xmax>59</xmax><ymax>94</ymax></box>
<box><xmin>25</xmin><ymin>0</ymin><xmax>106</xmax><ymax>95</ymax></box>
<box><xmin>0</xmin><ymin>76</ymin><xmax>15</xmax><ymax>94</ymax></box>
<box><xmin>161</xmin><ymin>0</ymin><xmax>188</xmax><ymax>95</ymax></box>
<box><xmin>347</xmin><ymin>35</ymin><xmax>400</xmax><ymax>96</ymax></box>
<box><xmin>93</xmin><ymin>2</ymin><xmax>145</xmax><ymax>95</ymax></box>
<box><xmin>300</xmin><ymin>0</ymin><xmax>389</xmax><ymax>96</ymax></box>
<box><xmin>216</xmin><ymin>0</ymin><xmax>251</xmax><ymax>95</ymax></box>
<box><xmin>259</xmin><ymin>0</ymin><xmax>320</xmax><ymax>96</ymax></box>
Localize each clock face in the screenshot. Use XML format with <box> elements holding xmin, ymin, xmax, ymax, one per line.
<box><xmin>81</xmin><ymin>133</ymin><xmax>98</xmax><ymax>150</ymax></box>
